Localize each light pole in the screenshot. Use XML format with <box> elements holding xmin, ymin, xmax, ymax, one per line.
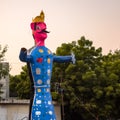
<box><xmin>60</xmin><ymin>75</ymin><xmax>64</xmax><ymax>120</ymax></box>
<box><xmin>0</xmin><ymin>83</ymin><xmax>3</xmax><ymax>101</ymax></box>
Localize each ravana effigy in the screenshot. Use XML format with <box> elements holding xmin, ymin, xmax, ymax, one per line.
<box><xmin>19</xmin><ymin>11</ymin><xmax>75</xmax><ymax>120</ymax></box>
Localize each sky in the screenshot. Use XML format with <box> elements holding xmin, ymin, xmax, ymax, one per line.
<box><xmin>0</xmin><ymin>0</ymin><xmax>120</xmax><ymax>75</ymax></box>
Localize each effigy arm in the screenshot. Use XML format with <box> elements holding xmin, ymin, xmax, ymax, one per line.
<box><xmin>53</xmin><ymin>52</ymin><xmax>75</xmax><ymax>64</ymax></box>
<box><xmin>19</xmin><ymin>48</ymin><xmax>33</xmax><ymax>62</ymax></box>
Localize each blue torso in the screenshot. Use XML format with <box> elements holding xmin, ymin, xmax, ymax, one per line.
<box><xmin>30</xmin><ymin>46</ymin><xmax>53</xmax><ymax>88</ymax></box>
<box><xmin>30</xmin><ymin>46</ymin><xmax>56</xmax><ymax>120</ymax></box>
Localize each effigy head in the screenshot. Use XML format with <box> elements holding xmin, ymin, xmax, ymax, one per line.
<box><xmin>30</xmin><ymin>11</ymin><xmax>49</xmax><ymax>46</ymax></box>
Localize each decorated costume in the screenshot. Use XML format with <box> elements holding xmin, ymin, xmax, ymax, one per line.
<box><xmin>19</xmin><ymin>11</ymin><xmax>75</xmax><ymax>120</ymax></box>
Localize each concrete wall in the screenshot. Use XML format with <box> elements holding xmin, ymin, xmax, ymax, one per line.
<box><xmin>0</xmin><ymin>100</ymin><xmax>61</xmax><ymax>120</ymax></box>
<box><xmin>0</xmin><ymin>104</ymin><xmax>28</xmax><ymax>120</ymax></box>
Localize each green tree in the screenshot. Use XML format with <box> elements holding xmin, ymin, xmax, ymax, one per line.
<box><xmin>101</xmin><ymin>50</ymin><xmax>120</xmax><ymax>119</ymax></box>
<box><xmin>51</xmin><ymin>36</ymin><xmax>120</xmax><ymax>120</ymax></box>
<box><xmin>9</xmin><ymin>74</ymin><xmax>20</xmax><ymax>97</ymax></box>
<box><xmin>10</xmin><ymin>65</ymin><xmax>30</xmax><ymax>99</ymax></box>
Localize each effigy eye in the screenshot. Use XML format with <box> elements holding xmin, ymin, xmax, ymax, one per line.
<box><xmin>36</xmin><ymin>25</ymin><xmax>41</xmax><ymax>30</ymax></box>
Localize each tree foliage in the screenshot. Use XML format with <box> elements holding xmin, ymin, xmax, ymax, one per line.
<box><xmin>51</xmin><ymin>36</ymin><xmax>120</xmax><ymax>120</ymax></box>
<box><xmin>10</xmin><ymin>65</ymin><xmax>30</xmax><ymax>99</ymax></box>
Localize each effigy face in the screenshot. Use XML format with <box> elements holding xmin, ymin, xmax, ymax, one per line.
<box><xmin>31</xmin><ymin>22</ymin><xmax>48</xmax><ymax>44</ymax></box>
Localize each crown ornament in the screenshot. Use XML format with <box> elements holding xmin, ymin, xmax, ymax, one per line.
<box><xmin>32</xmin><ymin>10</ymin><xmax>45</xmax><ymax>22</ymax></box>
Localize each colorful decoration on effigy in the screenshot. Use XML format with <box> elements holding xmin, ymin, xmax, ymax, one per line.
<box><xmin>19</xmin><ymin>11</ymin><xmax>75</xmax><ymax>120</ymax></box>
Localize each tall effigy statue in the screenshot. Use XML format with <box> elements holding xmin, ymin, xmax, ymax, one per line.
<box><xmin>19</xmin><ymin>11</ymin><xmax>75</xmax><ymax>120</ymax></box>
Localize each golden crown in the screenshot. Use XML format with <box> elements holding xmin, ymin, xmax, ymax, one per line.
<box><xmin>32</xmin><ymin>10</ymin><xmax>45</xmax><ymax>22</ymax></box>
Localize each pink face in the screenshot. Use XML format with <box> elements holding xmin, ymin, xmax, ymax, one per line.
<box><xmin>30</xmin><ymin>22</ymin><xmax>49</xmax><ymax>46</ymax></box>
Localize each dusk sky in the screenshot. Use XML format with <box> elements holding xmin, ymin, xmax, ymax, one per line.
<box><xmin>0</xmin><ymin>0</ymin><xmax>120</xmax><ymax>75</ymax></box>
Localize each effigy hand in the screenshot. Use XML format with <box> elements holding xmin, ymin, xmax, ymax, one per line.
<box><xmin>71</xmin><ymin>52</ymin><xmax>76</xmax><ymax>64</ymax></box>
<box><xmin>19</xmin><ymin>47</ymin><xmax>27</xmax><ymax>62</ymax></box>
<box><xmin>21</xmin><ymin>47</ymin><xmax>27</xmax><ymax>52</ymax></box>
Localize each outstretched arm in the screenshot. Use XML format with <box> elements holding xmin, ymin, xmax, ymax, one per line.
<box><xmin>53</xmin><ymin>53</ymin><xmax>75</xmax><ymax>64</ymax></box>
<box><xmin>19</xmin><ymin>48</ymin><xmax>32</xmax><ymax>62</ymax></box>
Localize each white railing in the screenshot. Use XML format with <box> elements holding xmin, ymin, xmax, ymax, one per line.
<box><xmin>0</xmin><ymin>99</ymin><xmax>30</xmax><ymax>104</ymax></box>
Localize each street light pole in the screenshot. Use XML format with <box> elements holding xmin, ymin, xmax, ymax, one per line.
<box><xmin>60</xmin><ymin>76</ymin><xmax>64</xmax><ymax>120</ymax></box>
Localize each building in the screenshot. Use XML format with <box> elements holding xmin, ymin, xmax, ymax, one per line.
<box><xmin>0</xmin><ymin>62</ymin><xmax>9</xmax><ymax>100</ymax></box>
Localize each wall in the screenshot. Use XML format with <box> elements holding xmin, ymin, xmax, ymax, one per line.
<box><xmin>0</xmin><ymin>104</ymin><xmax>28</xmax><ymax>120</ymax></box>
<box><xmin>0</xmin><ymin>100</ymin><xmax>61</xmax><ymax>120</ymax></box>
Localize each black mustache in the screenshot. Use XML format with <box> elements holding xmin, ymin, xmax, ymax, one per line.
<box><xmin>42</xmin><ymin>30</ymin><xmax>50</xmax><ymax>33</ymax></box>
